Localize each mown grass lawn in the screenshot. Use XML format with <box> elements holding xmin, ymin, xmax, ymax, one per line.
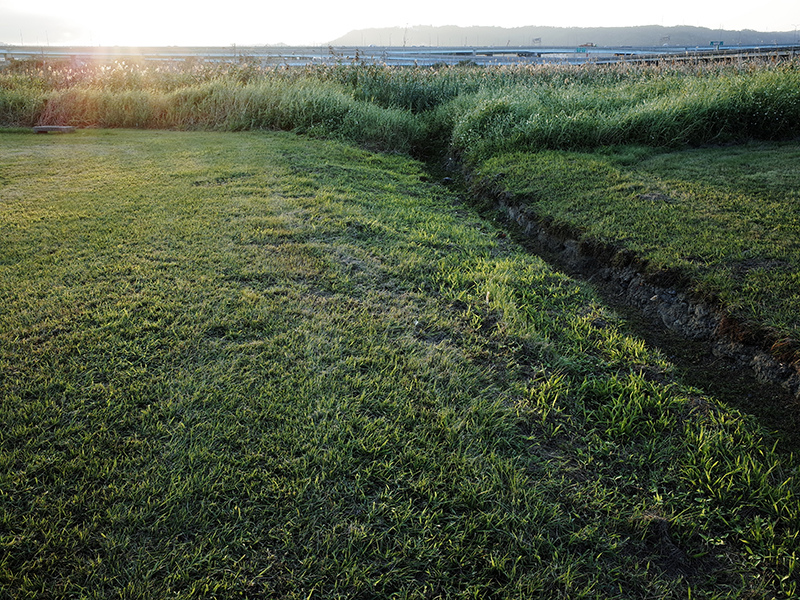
<box><xmin>1</xmin><ymin>130</ymin><xmax>798</xmax><ymax>599</ymax></box>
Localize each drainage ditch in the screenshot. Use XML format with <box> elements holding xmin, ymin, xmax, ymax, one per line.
<box><xmin>465</xmin><ymin>177</ymin><xmax>800</xmax><ymax>454</ymax></box>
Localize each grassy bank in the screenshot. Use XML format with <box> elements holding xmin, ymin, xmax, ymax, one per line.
<box><xmin>1</xmin><ymin>130</ymin><xmax>799</xmax><ymax>598</ymax></box>
<box><xmin>473</xmin><ymin>143</ymin><xmax>800</xmax><ymax>342</ymax></box>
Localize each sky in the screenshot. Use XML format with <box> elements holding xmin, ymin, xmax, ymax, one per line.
<box><xmin>1</xmin><ymin>0</ymin><xmax>798</xmax><ymax>47</ymax></box>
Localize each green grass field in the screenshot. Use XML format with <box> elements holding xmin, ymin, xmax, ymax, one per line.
<box><xmin>473</xmin><ymin>142</ymin><xmax>800</xmax><ymax>340</ymax></box>
<box><xmin>4</xmin><ymin>60</ymin><xmax>799</xmax><ymax>345</ymax></box>
<box><xmin>1</xmin><ymin>130</ymin><xmax>798</xmax><ymax>598</ymax></box>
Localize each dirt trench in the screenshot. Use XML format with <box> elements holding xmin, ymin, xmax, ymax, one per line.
<box><xmin>466</xmin><ymin>179</ymin><xmax>800</xmax><ymax>453</ymax></box>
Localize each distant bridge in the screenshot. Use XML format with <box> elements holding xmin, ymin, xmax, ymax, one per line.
<box><xmin>1</xmin><ymin>43</ymin><xmax>798</xmax><ymax>68</ymax></box>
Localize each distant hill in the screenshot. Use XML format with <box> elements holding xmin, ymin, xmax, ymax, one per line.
<box><xmin>331</xmin><ymin>25</ymin><xmax>797</xmax><ymax>47</ymax></box>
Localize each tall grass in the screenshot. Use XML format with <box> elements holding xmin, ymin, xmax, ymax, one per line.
<box><xmin>27</xmin><ymin>77</ymin><xmax>426</xmax><ymax>153</ymax></box>
<box><xmin>0</xmin><ymin>87</ymin><xmax>45</xmax><ymax>127</ymax></box>
<box><xmin>2</xmin><ymin>59</ymin><xmax>799</xmax><ymax>155</ymax></box>
<box><xmin>449</xmin><ymin>67</ymin><xmax>800</xmax><ymax>161</ymax></box>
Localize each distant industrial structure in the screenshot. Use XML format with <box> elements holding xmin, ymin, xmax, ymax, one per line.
<box><xmin>1</xmin><ymin>43</ymin><xmax>799</xmax><ymax>68</ymax></box>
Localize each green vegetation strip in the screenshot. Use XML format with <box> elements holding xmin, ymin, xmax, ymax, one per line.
<box><xmin>474</xmin><ymin>143</ymin><xmax>800</xmax><ymax>343</ymax></box>
<box><xmin>3</xmin><ymin>59</ymin><xmax>800</xmax><ymax>346</ymax></box>
<box><xmin>1</xmin><ymin>130</ymin><xmax>798</xmax><ymax>598</ymax></box>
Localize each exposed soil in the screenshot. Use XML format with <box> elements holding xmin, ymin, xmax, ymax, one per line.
<box><xmin>463</xmin><ymin>175</ymin><xmax>800</xmax><ymax>454</ymax></box>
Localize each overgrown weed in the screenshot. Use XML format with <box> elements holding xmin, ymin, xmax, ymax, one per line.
<box><xmin>3</xmin><ymin>58</ymin><xmax>799</xmax><ymax>154</ymax></box>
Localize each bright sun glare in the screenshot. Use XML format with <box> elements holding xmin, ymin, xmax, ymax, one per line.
<box><xmin>2</xmin><ymin>0</ymin><xmax>799</xmax><ymax>46</ymax></box>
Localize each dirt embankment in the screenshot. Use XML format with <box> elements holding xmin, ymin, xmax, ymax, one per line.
<box><xmin>469</xmin><ymin>178</ymin><xmax>800</xmax><ymax>402</ymax></box>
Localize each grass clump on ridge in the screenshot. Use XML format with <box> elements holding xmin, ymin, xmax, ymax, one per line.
<box><xmin>1</xmin><ymin>129</ymin><xmax>799</xmax><ymax>599</ymax></box>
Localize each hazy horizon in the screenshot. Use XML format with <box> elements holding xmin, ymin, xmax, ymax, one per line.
<box><xmin>2</xmin><ymin>0</ymin><xmax>798</xmax><ymax>47</ymax></box>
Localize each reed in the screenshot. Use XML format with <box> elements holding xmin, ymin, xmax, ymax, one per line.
<box><xmin>3</xmin><ymin>59</ymin><xmax>799</xmax><ymax>157</ymax></box>
<box><xmin>20</xmin><ymin>75</ymin><xmax>426</xmax><ymax>153</ymax></box>
<box><xmin>448</xmin><ymin>66</ymin><xmax>800</xmax><ymax>161</ymax></box>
